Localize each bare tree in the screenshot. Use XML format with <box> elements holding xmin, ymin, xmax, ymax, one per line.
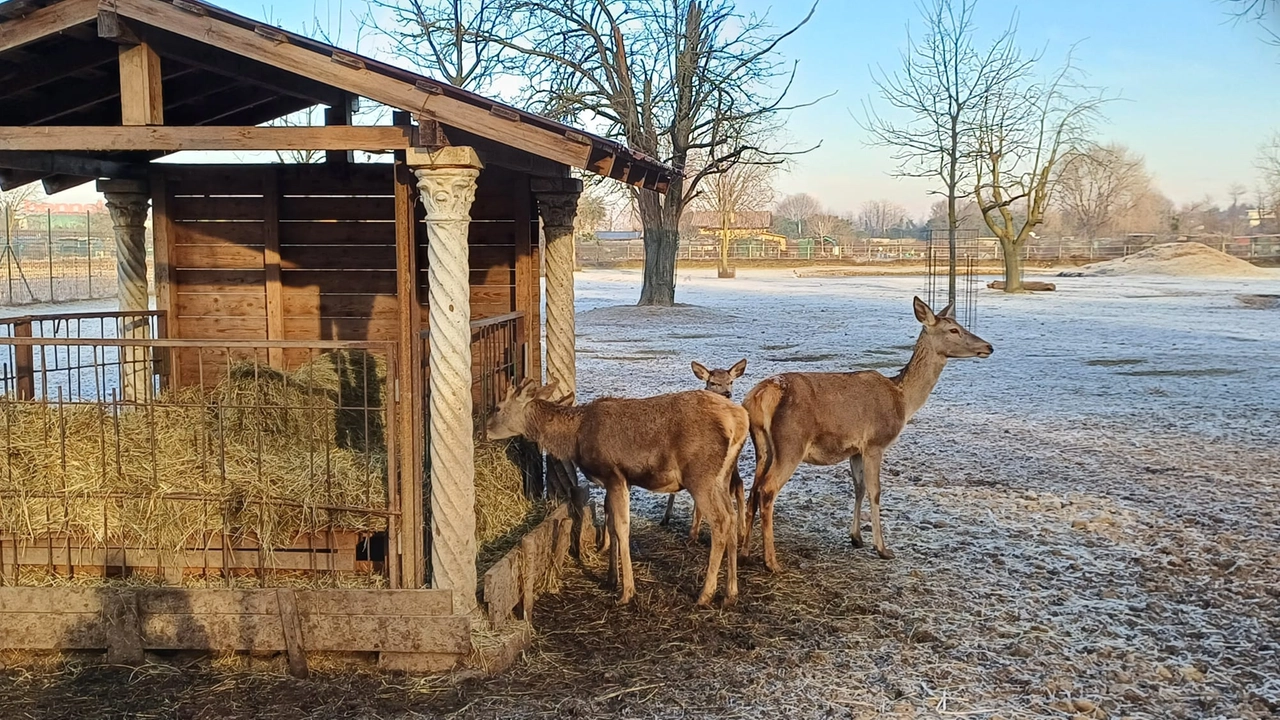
<box><xmin>368</xmin><ymin>0</ymin><xmax>510</xmax><ymax>90</ymax></box>
<box><xmin>1055</xmin><ymin>143</ymin><xmax>1153</xmax><ymax>239</ymax></box>
<box><xmin>973</xmin><ymin>50</ymin><xmax>1107</xmax><ymax>291</ymax></box>
<box><xmin>1261</xmin><ymin>132</ymin><xmax>1280</xmax><ymax>212</ymax></box>
<box><xmin>694</xmin><ymin>156</ymin><xmax>775</xmax><ymax>276</ymax></box>
<box><xmin>807</xmin><ymin>211</ymin><xmax>846</xmax><ymax>239</ymax></box>
<box><xmin>862</xmin><ymin>0</ymin><xmax>1031</xmax><ymax>305</ymax></box>
<box><xmin>774</xmin><ymin>192</ymin><xmax>822</xmax><ymax>237</ymax></box>
<box><xmin>1225</xmin><ymin>0</ymin><xmax>1279</xmax><ymax>45</ymax></box>
<box><xmin>857</xmin><ymin>199</ymin><xmax>911</xmax><ymax>236</ymax></box>
<box><xmin>458</xmin><ymin>0</ymin><xmax>823</xmax><ymax>305</ymax></box>
<box><xmin>0</xmin><ymin>184</ymin><xmax>42</xmax><ymax>241</ymax></box>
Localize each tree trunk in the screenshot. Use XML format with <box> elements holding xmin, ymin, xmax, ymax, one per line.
<box><xmin>946</xmin><ymin>195</ymin><xmax>958</xmax><ymax>305</ymax></box>
<box><xmin>638</xmin><ymin>191</ymin><xmax>679</xmax><ymax>306</ymax></box>
<box><xmin>999</xmin><ymin>240</ymin><xmax>1024</xmax><ymax>292</ymax></box>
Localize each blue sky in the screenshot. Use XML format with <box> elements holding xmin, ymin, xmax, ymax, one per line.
<box><xmin>54</xmin><ymin>0</ymin><xmax>1280</xmax><ymax>217</ymax></box>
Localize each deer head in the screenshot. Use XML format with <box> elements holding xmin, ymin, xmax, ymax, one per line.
<box><xmin>486</xmin><ymin>378</ymin><xmax>565</xmax><ymax>440</ymax></box>
<box><xmin>912</xmin><ymin>297</ymin><xmax>993</xmax><ymax>359</ymax></box>
<box><xmin>691</xmin><ymin>358</ymin><xmax>747</xmax><ymax>398</ymax></box>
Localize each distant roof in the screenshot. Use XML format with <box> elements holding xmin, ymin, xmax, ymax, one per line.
<box><xmin>0</xmin><ymin>0</ymin><xmax>675</xmax><ymax>192</ymax></box>
<box><xmin>595</xmin><ymin>230</ymin><xmax>643</xmax><ymax>241</ymax></box>
<box><xmin>684</xmin><ymin>210</ymin><xmax>773</xmax><ymax>230</ymax></box>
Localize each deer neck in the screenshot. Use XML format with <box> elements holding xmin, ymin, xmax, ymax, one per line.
<box><xmin>894</xmin><ymin>331</ymin><xmax>949</xmax><ymax>419</ymax></box>
<box><xmin>524</xmin><ymin>401</ymin><xmax>585</xmax><ymax>461</ymax></box>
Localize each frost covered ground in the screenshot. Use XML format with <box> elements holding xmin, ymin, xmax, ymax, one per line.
<box><xmin>2</xmin><ymin>267</ymin><xmax>1279</xmax><ymax>719</ymax></box>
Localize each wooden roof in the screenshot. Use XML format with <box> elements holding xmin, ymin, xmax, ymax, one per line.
<box><xmin>0</xmin><ymin>0</ymin><xmax>674</xmax><ymax>192</ymax></box>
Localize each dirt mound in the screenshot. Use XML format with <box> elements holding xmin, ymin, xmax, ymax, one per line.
<box><xmin>1077</xmin><ymin>242</ymin><xmax>1272</xmax><ymax>278</ymax></box>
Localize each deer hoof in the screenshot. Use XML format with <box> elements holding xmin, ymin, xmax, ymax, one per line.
<box><xmin>764</xmin><ymin>559</ymin><xmax>784</xmax><ymax>574</ymax></box>
<box><xmin>850</xmin><ymin>534</ymin><xmax>865</xmax><ymax>549</ymax></box>
<box><xmin>876</xmin><ymin>547</ymin><xmax>896</xmax><ymax>560</ymax></box>
<box><xmin>695</xmin><ymin>593</ymin><xmax>714</xmax><ymax>608</ymax></box>
<box><xmin>721</xmin><ymin>593</ymin><xmax>738</xmax><ymax>609</ymax></box>
<box><xmin>616</xmin><ymin>591</ymin><xmax>635</xmax><ymax>606</ymax></box>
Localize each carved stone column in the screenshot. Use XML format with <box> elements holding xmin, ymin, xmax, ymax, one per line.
<box><xmin>407</xmin><ymin>146</ymin><xmax>483</xmax><ymax>613</ymax></box>
<box><xmin>532</xmin><ymin>177</ymin><xmax>582</xmax><ymax>502</ymax></box>
<box><xmin>99</xmin><ymin>179</ymin><xmax>151</xmax><ymax>402</ymax></box>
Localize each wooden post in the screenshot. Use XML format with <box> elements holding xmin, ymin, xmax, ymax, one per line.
<box><xmin>408</xmin><ymin>146</ymin><xmax>483</xmax><ymax>613</ymax></box>
<box><xmin>13</xmin><ymin>319</ymin><xmax>33</xmax><ymax>400</ymax></box>
<box><xmin>262</xmin><ymin>168</ymin><xmax>284</xmax><ymax>368</ymax></box>
<box><xmin>394</xmin><ymin>158</ymin><xmax>425</xmax><ymax>589</ymax></box>
<box><xmin>325</xmin><ymin>93</ymin><xmax>354</xmax><ymax>165</ymax></box>
<box><xmin>99</xmin><ymin>179</ymin><xmax>151</xmax><ymax>401</ymax></box>
<box><xmin>117</xmin><ymin>42</ymin><xmax>164</xmax><ymax>126</ymax></box>
<box><xmin>531</xmin><ymin>178</ymin><xmax>581</xmax><ymax>501</ymax></box>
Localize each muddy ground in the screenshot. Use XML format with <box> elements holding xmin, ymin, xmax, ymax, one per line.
<box><xmin>2</xmin><ymin>269</ymin><xmax>1278</xmax><ymax>719</ymax></box>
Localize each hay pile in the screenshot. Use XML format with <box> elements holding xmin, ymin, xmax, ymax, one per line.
<box><xmin>474</xmin><ymin>440</ymin><xmax>544</xmax><ymax>569</ymax></box>
<box><xmin>1076</xmin><ymin>242</ymin><xmax>1273</xmax><ymax>278</ymax></box>
<box><xmin>0</xmin><ymin>352</ymin><xmax>388</xmax><ymax>554</ymax></box>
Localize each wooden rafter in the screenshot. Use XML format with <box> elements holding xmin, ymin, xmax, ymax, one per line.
<box><xmin>0</xmin><ymin>0</ymin><xmax>96</xmax><ymax>55</ymax></box>
<box><xmin>0</xmin><ymin>125</ymin><xmax>415</xmax><ymax>151</ymax></box>
<box><xmin>0</xmin><ymin>150</ymin><xmax>147</xmax><ymax>178</ymax></box>
<box><xmin>0</xmin><ymin>40</ymin><xmax>116</xmax><ymax>99</ymax></box>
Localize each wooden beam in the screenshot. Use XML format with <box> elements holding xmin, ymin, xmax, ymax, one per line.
<box><xmin>443</xmin><ymin>125</ymin><xmax>569</xmax><ymax>179</ymax></box>
<box><xmin>0</xmin><ymin>151</ymin><xmax>145</xmax><ymax>179</ymax></box>
<box><xmin>0</xmin><ymin>125</ymin><xmax>415</xmax><ymax>151</ymax></box>
<box><xmin>110</xmin><ymin>0</ymin><xmax>592</xmax><ymax>169</ymax></box>
<box><xmin>325</xmin><ymin>94</ymin><xmax>352</xmax><ymax>165</ymax></box>
<box><xmin>118</xmin><ymin>42</ymin><xmax>164</xmax><ymax>125</ymax></box>
<box><xmin>0</xmin><ymin>0</ymin><xmax>97</xmax><ymax>55</ymax></box>
<box><xmin>394</xmin><ymin>161</ymin><xmax>425</xmax><ymax>589</ymax></box>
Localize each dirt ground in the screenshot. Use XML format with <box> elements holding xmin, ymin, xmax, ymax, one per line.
<box><xmin>3</xmin><ymin>268</ymin><xmax>1279</xmax><ymax>719</ymax></box>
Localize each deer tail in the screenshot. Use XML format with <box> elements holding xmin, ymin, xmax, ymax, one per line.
<box><xmin>743</xmin><ymin>379</ymin><xmax>783</xmax><ymax>481</ymax></box>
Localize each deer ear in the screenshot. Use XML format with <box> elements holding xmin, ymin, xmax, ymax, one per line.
<box><xmin>534</xmin><ymin>379</ymin><xmax>560</xmax><ymax>401</ymax></box>
<box><xmin>691</xmin><ymin>361</ymin><xmax>709</xmax><ymax>381</ymax></box>
<box><xmin>913</xmin><ymin>296</ymin><xmax>937</xmax><ymax>325</ymax></box>
<box><xmin>939</xmin><ymin>301</ymin><xmax>956</xmax><ymax>319</ymax></box>
<box><xmin>516</xmin><ymin>378</ymin><xmax>539</xmax><ymax>399</ymax></box>
<box><xmin>729</xmin><ymin>358</ymin><xmax>747</xmax><ymax>379</ymax></box>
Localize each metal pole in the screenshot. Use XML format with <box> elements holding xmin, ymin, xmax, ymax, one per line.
<box><xmin>47</xmin><ymin>209</ymin><xmax>55</xmax><ymax>302</ymax></box>
<box><xmin>86</xmin><ymin>211</ymin><xmax>92</xmax><ymax>299</ymax></box>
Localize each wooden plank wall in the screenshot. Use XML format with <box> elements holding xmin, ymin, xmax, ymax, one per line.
<box><xmin>157</xmin><ymin>162</ymin><xmax>539</xmax><ymax>386</ymax></box>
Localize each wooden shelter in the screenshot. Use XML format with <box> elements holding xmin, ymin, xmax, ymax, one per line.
<box><xmin>0</xmin><ymin>0</ymin><xmax>671</xmax><ymax>672</ymax></box>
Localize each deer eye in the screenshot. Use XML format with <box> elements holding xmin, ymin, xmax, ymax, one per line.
<box><xmin>949</xmin><ymin>328</ymin><xmax>960</xmax><ymax>334</ymax></box>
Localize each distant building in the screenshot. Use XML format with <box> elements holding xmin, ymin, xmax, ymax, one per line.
<box><xmin>17</xmin><ymin>200</ymin><xmax>109</xmax><ymax>231</ymax></box>
<box><xmin>593</xmin><ymin>230</ymin><xmax>644</xmax><ymax>242</ymax></box>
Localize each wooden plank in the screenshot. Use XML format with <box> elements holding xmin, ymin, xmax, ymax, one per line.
<box><xmin>285</xmin><ymin>269</ymin><xmax>396</xmax><ymax>294</ymax></box>
<box><xmin>0</xmin><ymin>125</ymin><xmax>415</xmax><ymax>151</ymax></box>
<box><xmin>169</xmin><ymin>316</ymin><xmax>267</xmax><ymax>337</ymax></box>
<box><xmin>280</xmin><ymin>243</ymin><xmax>397</xmax><ymax>270</ymax></box>
<box><xmin>143</xmin><ymin>612</ymin><xmax>284</xmax><ymax>652</ymax></box>
<box><xmin>0</xmin><ymin>587</ymin><xmax>107</xmax><ymax>613</ymax></box>
<box><xmin>302</xmin><ymin>614</ymin><xmax>470</xmax><ymax>654</ymax></box>
<box><xmin>170</xmin><ymin>195</ymin><xmax>263</xmax><ymax>221</ymax></box>
<box><xmin>109</xmin><ymin>0</ymin><xmax>591</xmax><ymax>168</ymax></box>
<box><xmin>279</xmin><ymin>196</ymin><xmax>396</xmax><ymax>222</ymax></box>
<box><xmin>276</xmin><ymin>589</ymin><xmax>310</xmax><ymax>679</ymax></box>
<box><xmin>118</xmin><ymin>42</ymin><xmax>164</xmax><ymax>125</ymax></box>
<box><xmin>139</xmin><ymin>589</ymin><xmax>279</xmax><ymax>615</ymax></box>
<box><xmin>160</xmin><ymin>164</ymin><xmax>392</xmax><ymax>196</ymax></box>
<box><xmin>4</xmin><ymin>544</ymin><xmax>355</xmax><ymax>572</ymax></box>
<box><xmin>263</xmin><ymin>168</ymin><xmax>283</xmax><ymax>367</ymax></box>
<box><xmin>281</xmin><ymin>290</ymin><xmax>398</xmax><ymax>319</ymax></box>
<box><xmin>278</xmin><ymin>221</ymin><xmax>396</xmax><ymax>246</ymax></box>
<box><xmin>104</xmin><ymin>591</ymin><xmax>144</xmax><ymax>665</ymax></box>
<box><xmin>377</xmin><ymin>651</ymin><xmax>459</xmax><ymax>674</ymax></box>
<box><xmin>282</xmin><ymin>316</ymin><xmax>399</xmax><ymax>342</ymax></box>
<box><xmin>171</xmin><ymin>220</ymin><xmax>265</xmax><ymax>247</ymax></box>
<box><xmin>174</xmin><ymin>269</ymin><xmax>266</xmax><ymax>291</ymax></box>
<box><xmin>0</xmin><ymin>0</ymin><xmax>96</xmax><ymax>55</ymax></box>
<box><xmin>0</xmin><ymin>612</ymin><xmax>105</xmax><ymax>649</ymax></box>
<box><xmin>295</xmin><ymin>590</ymin><xmax>452</xmax><ymax>617</ymax></box>
<box><xmin>482</xmin><ymin>550</ymin><xmax>521</xmax><ymax>628</ymax></box>
<box><xmin>394</xmin><ymin>161</ymin><xmax>424</xmax><ymax>589</ymax></box>
<box><xmin>172</xmin><ymin>243</ymin><xmax>265</xmax><ymax>269</ymax></box>
<box><xmin>0</xmin><ymin>151</ymin><xmax>146</xmax><ymax>179</ymax></box>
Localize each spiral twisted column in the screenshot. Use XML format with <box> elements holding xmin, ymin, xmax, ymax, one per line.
<box><xmin>409</xmin><ymin>147</ymin><xmax>483</xmax><ymax>613</ymax></box>
<box><xmin>532</xmin><ymin>178</ymin><xmax>582</xmax><ymax>501</ymax></box>
<box><xmin>101</xmin><ymin>180</ymin><xmax>151</xmax><ymax>402</ymax></box>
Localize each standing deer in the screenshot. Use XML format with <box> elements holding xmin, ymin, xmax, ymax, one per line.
<box><xmin>486</xmin><ymin>379</ymin><xmax>748</xmax><ymax>606</ymax></box>
<box><xmin>661</xmin><ymin>359</ymin><xmax>748</xmax><ymax>537</ymax></box>
<box><xmin>741</xmin><ymin>297</ymin><xmax>992</xmax><ymax>572</ymax></box>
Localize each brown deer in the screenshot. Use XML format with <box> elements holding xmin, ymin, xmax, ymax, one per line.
<box><xmin>741</xmin><ymin>297</ymin><xmax>992</xmax><ymax>572</ymax></box>
<box><xmin>661</xmin><ymin>359</ymin><xmax>748</xmax><ymax>537</ymax></box>
<box><xmin>486</xmin><ymin>379</ymin><xmax>748</xmax><ymax>606</ymax></box>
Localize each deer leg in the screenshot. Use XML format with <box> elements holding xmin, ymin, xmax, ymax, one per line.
<box><xmin>661</xmin><ymin>494</ymin><xmax>676</xmax><ymax>526</ymax></box>
<box><xmin>690</xmin><ymin>483</ymin><xmax>733</xmax><ymax>607</ymax></box>
<box><xmin>849</xmin><ymin>454</ymin><xmax>866</xmax><ymax>548</ymax></box>
<box><xmin>606</xmin><ymin>483</ymin><xmax>636</xmax><ymax>604</ymax></box>
<box><xmin>689</xmin><ymin>498</ymin><xmax>703</xmax><ymax>543</ymax></box>
<box><xmin>731</xmin><ymin>466</ymin><xmax>746</xmax><ymax>545</ymax></box>
<box><xmin>864</xmin><ymin>450</ymin><xmax>894</xmax><ymax>560</ymax></box>
<box><xmin>760</xmin><ymin>486</ymin><xmax>783</xmax><ymax>573</ymax></box>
